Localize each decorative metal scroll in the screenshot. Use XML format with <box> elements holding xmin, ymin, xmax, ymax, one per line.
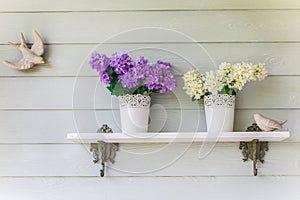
<box><xmin>90</xmin><ymin>124</ymin><xmax>119</xmax><ymax>177</ymax></box>
<box><xmin>239</xmin><ymin>123</ymin><xmax>269</xmax><ymax>176</ymax></box>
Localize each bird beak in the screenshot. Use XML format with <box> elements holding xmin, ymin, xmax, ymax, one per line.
<box><xmin>40</xmin><ymin>60</ymin><xmax>45</xmax><ymax>64</ymax></box>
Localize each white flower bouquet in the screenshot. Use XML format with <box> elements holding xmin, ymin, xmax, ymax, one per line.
<box><xmin>183</xmin><ymin>62</ymin><xmax>268</xmax><ymax>101</ymax></box>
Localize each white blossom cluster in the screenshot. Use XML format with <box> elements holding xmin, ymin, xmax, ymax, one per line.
<box><xmin>203</xmin><ymin>70</ymin><xmax>224</xmax><ymax>95</ymax></box>
<box><xmin>183</xmin><ymin>62</ymin><xmax>268</xmax><ymax>100</ymax></box>
<box><xmin>182</xmin><ymin>69</ymin><xmax>205</xmax><ymax>100</ymax></box>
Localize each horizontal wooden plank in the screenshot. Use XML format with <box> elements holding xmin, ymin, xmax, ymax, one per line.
<box><xmin>0</xmin><ymin>143</ymin><xmax>299</xmax><ymax>176</ymax></box>
<box><xmin>0</xmin><ymin>144</ymin><xmax>99</xmax><ymax>176</ymax></box>
<box><xmin>0</xmin><ymin>76</ymin><xmax>297</xmax><ymax>109</ymax></box>
<box><xmin>1</xmin><ymin>43</ymin><xmax>300</xmax><ymax>76</ymax></box>
<box><xmin>0</xmin><ymin>11</ymin><xmax>300</xmax><ymax>43</ymax></box>
<box><xmin>2</xmin><ymin>0</ymin><xmax>300</xmax><ymax>12</ymax></box>
<box><xmin>154</xmin><ymin>76</ymin><xmax>300</xmax><ymax>109</ymax></box>
<box><xmin>0</xmin><ymin>109</ymin><xmax>295</xmax><ymax>143</ymax></box>
<box><xmin>0</xmin><ymin>77</ymin><xmax>75</xmax><ymax>109</ymax></box>
<box><xmin>67</xmin><ymin>132</ymin><xmax>290</xmax><ymax>143</ymax></box>
<box><xmin>107</xmin><ymin>143</ymin><xmax>299</xmax><ymax>176</ymax></box>
<box><xmin>0</xmin><ymin>43</ymin><xmax>212</xmax><ymax>77</ymax></box>
<box><xmin>1</xmin><ymin>176</ymin><xmax>300</xmax><ymax>200</ymax></box>
<box><xmin>108</xmin><ymin>142</ymin><xmax>300</xmax><ymax>176</ymax></box>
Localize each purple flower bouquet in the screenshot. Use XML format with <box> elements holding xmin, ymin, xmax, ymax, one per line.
<box><xmin>89</xmin><ymin>51</ymin><xmax>178</xmax><ymax>133</ymax></box>
<box><xmin>89</xmin><ymin>52</ymin><xmax>177</xmax><ymax>96</ymax></box>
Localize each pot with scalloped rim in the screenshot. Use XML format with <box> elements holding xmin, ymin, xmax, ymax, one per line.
<box><xmin>119</xmin><ymin>94</ymin><xmax>151</xmax><ymax>133</ymax></box>
<box><xmin>204</xmin><ymin>94</ymin><xmax>235</xmax><ymax>132</ymax></box>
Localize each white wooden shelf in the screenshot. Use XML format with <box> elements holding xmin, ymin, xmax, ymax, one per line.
<box><xmin>67</xmin><ymin>131</ymin><xmax>290</xmax><ymax>143</ymax></box>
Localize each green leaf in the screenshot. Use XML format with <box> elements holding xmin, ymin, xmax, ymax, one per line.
<box><xmin>106</xmin><ymin>76</ymin><xmax>118</xmax><ymax>95</ymax></box>
<box><xmin>198</xmin><ymin>98</ymin><xmax>204</xmax><ymax>105</ymax></box>
<box><xmin>219</xmin><ymin>86</ymin><xmax>226</xmax><ymax>94</ymax></box>
<box><xmin>108</xmin><ymin>67</ymin><xmax>114</xmax><ymax>75</ymax></box>
<box><xmin>113</xmin><ymin>82</ymin><xmax>126</xmax><ymax>96</ymax></box>
<box><xmin>192</xmin><ymin>96</ymin><xmax>196</xmax><ymax>101</ymax></box>
<box><xmin>232</xmin><ymin>90</ymin><xmax>237</xmax><ymax>96</ymax></box>
<box><xmin>218</xmin><ymin>85</ymin><xmax>237</xmax><ymax>96</ymax></box>
<box><xmin>132</xmin><ymin>85</ymin><xmax>153</xmax><ymax>96</ymax></box>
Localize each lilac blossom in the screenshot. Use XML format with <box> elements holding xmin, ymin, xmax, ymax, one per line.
<box><xmin>119</xmin><ymin>67</ymin><xmax>144</xmax><ymax>88</ymax></box>
<box><xmin>156</xmin><ymin>60</ymin><xmax>171</xmax><ymax>69</ymax></box>
<box><xmin>119</xmin><ymin>57</ymin><xmax>148</xmax><ymax>88</ymax></box>
<box><xmin>110</xmin><ymin>53</ymin><xmax>134</xmax><ymax>75</ymax></box>
<box><xmin>145</xmin><ymin>61</ymin><xmax>177</xmax><ymax>93</ymax></box>
<box><xmin>135</xmin><ymin>56</ymin><xmax>148</xmax><ymax>67</ymax></box>
<box><xmin>119</xmin><ymin>57</ymin><xmax>148</xmax><ymax>89</ymax></box>
<box><xmin>100</xmin><ymin>69</ymin><xmax>112</xmax><ymax>86</ymax></box>
<box><xmin>89</xmin><ymin>52</ymin><xmax>110</xmax><ymax>73</ymax></box>
<box><xmin>89</xmin><ymin>52</ymin><xmax>112</xmax><ymax>86</ymax></box>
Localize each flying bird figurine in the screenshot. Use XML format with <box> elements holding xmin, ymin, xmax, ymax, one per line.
<box><xmin>254</xmin><ymin>113</ymin><xmax>287</xmax><ymax>132</ymax></box>
<box><xmin>3</xmin><ymin>30</ymin><xmax>45</xmax><ymax>70</ymax></box>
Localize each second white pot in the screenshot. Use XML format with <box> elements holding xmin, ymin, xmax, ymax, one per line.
<box><xmin>204</xmin><ymin>94</ymin><xmax>235</xmax><ymax>132</ymax></box>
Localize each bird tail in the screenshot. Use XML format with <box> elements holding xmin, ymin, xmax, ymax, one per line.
<box><xmin>3</xmin><ymin>60</ymin><xmax>18</xmax><ymax>69</ymax></box>
<box><xmin>279</xmin><ymin>120</ymin><xmax>287</xmax><ymax>125</ymax></box>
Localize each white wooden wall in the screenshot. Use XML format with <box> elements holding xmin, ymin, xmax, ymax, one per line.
<box><xmin>0</xmin><ymin>0</ymin><xmax>300</xmax><ymax>199</ymax></box>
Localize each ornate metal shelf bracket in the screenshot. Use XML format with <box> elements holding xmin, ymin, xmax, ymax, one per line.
<box><xmin>239</xmin><ymin>123</ymin><xmax>269</xmax><ymax>176</ymax></box>
<box><xmin>89</xmin><ymin>124</ymin><xmax>119</xmax><ymax>177</ymax></box>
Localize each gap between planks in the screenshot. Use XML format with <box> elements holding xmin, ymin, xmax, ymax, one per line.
<box><xmin>0</xmin><ymin>174</ymin><xmax>300</xmax><ymax>178</ymax></box>
<box><xmin>0</xmin><ymin>141</ymin><xmax>296</xmax><ymax>145</ymax></box>
<box><xmin>2</xmin><ymin>9</ymin><xmax>300</xmax><ymax>14</ymax></box>
<box><xmin>3</xmin><ymin>41</ymin><xmax>300</xmax><ymax>45</ymax></box>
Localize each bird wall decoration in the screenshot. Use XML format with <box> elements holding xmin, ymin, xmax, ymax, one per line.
<box><xmin>254</xmin><ymin>113</ymin><xmax>287</xmax><ymax>131</ymax></box>
<box><xmin>3</xmin><ymin>30</ymin><xmax>45</xmax><ymax>70</ymax></box>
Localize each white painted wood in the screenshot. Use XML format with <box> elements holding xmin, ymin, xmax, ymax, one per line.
<box><xmin>1</xmin><ymin>43</ymin><xmax>300</xmax><ymax>77</ymax></box>
<box><xmin>107</xmin><ymin>142</ymin><xmax>300</xmax><ymax>176</ymax></box>
<box><xmin>67</xmin><ymin>132</ymin><xmax>290</xmax><ymax>143</ymax></box>
<box><xmin>0</xmin><ymin>177</ymin><xmax>300</xmax><ymax>200</ymax></box>
<box><xmin>0</xmin><ymin>143</ymin><xmax>298</xmax><ymax>176</ymax></box>
<box><xmin>0</xmin><ymin>144</ymin><xmax>99</xmax><ymax>176</ymax></box>
<box><xmin>2</xmin><ymin>0</ymin><xmax>300</xmax><ymax>11</ymax></box>
<box><xmin>0</xmin><ymin>11</ymin><xmax>300</xmax><ymax>44</ymax></box>
<box><xmin>0</xmin><ymin>109</ymin><xmax>296</xmax><ymax>143</ymax></box>
<box><xmin>0</xmin><ymin>76</ymin><xmax>298</xmax><ymax>109</ymax></box>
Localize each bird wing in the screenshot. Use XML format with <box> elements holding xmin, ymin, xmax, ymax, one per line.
<box><xmin>31</xmin><ymin>30</ymin><xmax>44</xmax><ymax>56</ymax></box>
<box><xmin>266</xmin><ymin>119</ymin><xmax>283</xmax><ymax>130</ymax></box>
<box><xmin>20</xmin><ymin>32</ymin><xmax>28</xmax><ymax>48</ymax></box>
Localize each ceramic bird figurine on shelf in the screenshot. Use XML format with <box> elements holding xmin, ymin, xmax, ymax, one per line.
<box><xmin>254</xmin><ymin>113</ymin><xmax>287</xmax><ymax>131</ymax></box>
<box><xmin>3</xmin><ymin>30</ymin><xmax>45</xmax><ymax>70</ymax></box>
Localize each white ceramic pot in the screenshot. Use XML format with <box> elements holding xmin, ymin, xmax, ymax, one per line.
<box><xmin>204</xmin><ymin>94</ymin><xmax>235</xmax><ymax>132</ymax></box>
<box><xmin>119</xmin><ymin>94</ymin><xmax>151</xmax><ymax>133</ymax></box>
